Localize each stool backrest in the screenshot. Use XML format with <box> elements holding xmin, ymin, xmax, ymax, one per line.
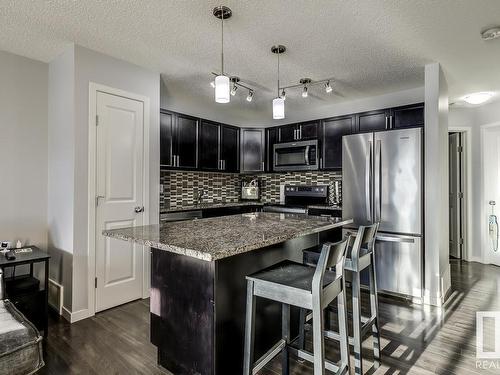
<box><xmin>312</xmin><ymin>238</ymin><xmax>349</xmax><ymax>294</ymax></box>
<box><xmin>349</xmin><ymin>223</ymin><xmax>379</xmax><ymax>265</ymax></box>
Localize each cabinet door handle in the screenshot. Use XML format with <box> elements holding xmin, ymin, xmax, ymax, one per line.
<box><xmin>176</xmin><ymin>155</ymin><xmax>179</xmax><ymax>167</ymax></box>
<box><xmin>293</xmin><ymin>129</ymin><xmax>297</xmax><ymax>140</ymax></box>
<box><xmin>390</xmin><ymin>115</ymin><xmax>393</xmax><ymax>128</ymax></box>
<box><xmin>385</xmin><ymin>116</ymin><xmax>388</xmax><ymax>129</ymax></box>
<box><xmin>299</xmin><ymin>126</ymin><xmax>302</xmax><ymax>140</ymax></box>
<box><xmin>261</xmin><ymin>161</ymin><xmax>265</xmax><ymax>171</ymax></box>
<box><xmin>223</xmin><ymin>160</ymin><xmax>226</xmax><ymax>170</ymax></box>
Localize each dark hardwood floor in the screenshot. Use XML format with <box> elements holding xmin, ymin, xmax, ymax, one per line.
<box><xmin>39</xmin><ymin>259</ymin><xmax>499</xmax><ymax>374</ymax></box>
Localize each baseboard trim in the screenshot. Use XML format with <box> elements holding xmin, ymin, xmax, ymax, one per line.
<box><xmin>62</xmin><ymin>306</ymin><xmax>93</xmax><ymax>323</ymax></box>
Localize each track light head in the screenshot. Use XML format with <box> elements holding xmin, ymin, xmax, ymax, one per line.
<box><xmin>246</xmin><ymin>90</ymin><xmax>254</xmax><ymax>102</ymax></box>
<box><xmin>302</xmin><ymin>86</ymin><xmax>308</xmax><ymax>98</ymax></box>
<box><xmin>230</xmin><ymin>84</ymin><xmax>238</xmax><ymax>96</ymax></box>
<box><xmin>325</xmin><ymin>80</ymin><xmax>333</xmax><ymax>93</ymax></box>
<box><xmin>281</xmin><ymin>89</ymin><xmax>286</xmax><ymax>100</ymax></box>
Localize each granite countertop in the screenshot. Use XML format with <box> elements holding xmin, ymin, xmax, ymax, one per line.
<box><xmin>103</xmin><ymin>212</ymin><xmax>353</xmax><ymax>262</ymax></box>
<box><xmin>162</xmin><ymin>201</ymin><xmax>264</xmax><ymax>214</ymax></box>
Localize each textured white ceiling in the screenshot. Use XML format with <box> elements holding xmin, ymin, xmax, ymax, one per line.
<box><xmin>1</xmin><ymin>0</ymin><xmax>500</xmax><ymax>124</ymax></box>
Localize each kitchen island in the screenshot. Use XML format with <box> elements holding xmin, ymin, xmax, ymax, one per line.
<box><xmin>103</xmin><ymin>212</ymin><xmax>352</xmax><ymax>375</ymax></box>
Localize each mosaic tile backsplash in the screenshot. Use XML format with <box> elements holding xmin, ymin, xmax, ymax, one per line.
<box><xmin>161</xmin><ymin>170</ymin><xmax>342</xmax><ymax>213</ymax></box>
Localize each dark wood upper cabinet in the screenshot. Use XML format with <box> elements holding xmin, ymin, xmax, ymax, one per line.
<box><xmin>392</xmin><ymin>103</ymin><xmax>424</xmax><ymax>129</ymax></box>
<box><xmin>322</xmin><ymin>115</ymin><xmax>354</xmax><ymax>170</ymax></box>
<box><xmin>220</xmin><ymin>125</ymin><xmax>239</xmax><ymax>173</ymax></box>
<box><xmin>160</xmin><ymin>111</ymin><xmax>174</xmax><ymax>167</ymax></box>
<box><xmin>176</xmin><ymin>114</ymin><xmax>198</xmax><ymax>169</ymax></box>
<box><xmin>266</xmin><ymin>127</ymin><xmax>278</xmax><ymax>172</ymax></box>
<box><xmin>199</xmin><ymin>120</ymin><xmax>220</xmax><ymax>171</ymax></box>
<box><xmin>356</xmin><ymin>109</ymin><xmax>390</xmax><ymax>133</ymax></box>
<box><xmin>298</xmin><ymin>121</ymin><xmax>319</xmax><ymax>140</ymax></box>
<box><xmin>278</xmin><ymin>124</ymin><xmax>297</xmax><ymax>143</ymax></box>
<box><xmin>241</xmin><ymin>128</ymin><xmax>265</xmax><ymax>173</ymax></box>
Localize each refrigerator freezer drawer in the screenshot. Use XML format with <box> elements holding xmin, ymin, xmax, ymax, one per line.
<box><xmin>374</xmin><ymin>234</ymin><xmax>422</xmax><ymax>298</ymax></box>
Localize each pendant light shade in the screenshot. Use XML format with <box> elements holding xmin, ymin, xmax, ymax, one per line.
<box><xmin>215</xmin><ymin>75</ymin><xmax>230</xmax><ymax>103</ymax></box>
<box><xmin>273</xmin><ymin>97</ymin><xmax>285</xmax><ymax>119</ymax></box>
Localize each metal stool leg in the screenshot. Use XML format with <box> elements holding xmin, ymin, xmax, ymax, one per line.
<box><xmin>243</xmin><ymin>280</ymin><xmax>256</xmax><ymax>375</ymax></box>
<box><xmin>369</xmin><ymin>255</ymin><xmax>381</xmax><ymax>368</ymax></box>
<box><xmin>338</xmin><ymin>284</ymin><xmax>350</xmax><ymax>374</ymax></box>
<box><xmin>312</xmin><ymin>300</ymin><xmax>325</xmax><ymax>374</ymax></box>
<box><xmin>352</xmin><ymin>272</ymin><xmax>363</xmax><ymax>375</ymax></box>
<box><xmin>298</xmin><ymin>308</ymin><xmax>306</xmax><ymax>351</ymax></box>
<box><xmin>282</xmin><ymin>304</ymin><xmax>290</xmax><ymax>375</ymax></box>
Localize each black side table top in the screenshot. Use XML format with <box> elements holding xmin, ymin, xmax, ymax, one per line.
<box><xmin>0</xmin><ymin>246</ymin><xmax>50</xmax><ymax>267</ymax></box>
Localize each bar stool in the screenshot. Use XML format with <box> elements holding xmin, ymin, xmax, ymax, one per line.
<box><xmin>243</xmin><ymin>239</ymin><xmax>350</xmax><ymax>375</ymax></box>
<box><xmin>300</xmin><ymin>223</ymin><xmax>381</xmax><ymax>375</ymax></box>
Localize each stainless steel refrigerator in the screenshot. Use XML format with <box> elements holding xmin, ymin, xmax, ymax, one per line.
<box><xmin>342</xmin><ymin>128</ymin><xmax>423</xmax><ymax>300</ymax></box>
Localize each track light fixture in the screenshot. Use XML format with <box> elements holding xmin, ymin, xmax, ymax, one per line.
<box><xmin>300</xmin><ymin>78</ymin><xmax>311</xmax><ymax>98</ymax></box>
<box><xmin>210</xmin><ymin>6</ymin><xmax>256</xmax><ymax>105</ymax></box>
<box><xmin>281</xmin><ymin>89</ymin><xmax>286</xmax><ymax>100</ymax></box>
<box><xmin>302</xmin><ymin>86</ymin><xmax>308</xmax><ymax>98</ymax></box>
<box><xmin>246</xmin><ymin>90</ymin><xmax>254</xmax><ymax>102</ymax></box>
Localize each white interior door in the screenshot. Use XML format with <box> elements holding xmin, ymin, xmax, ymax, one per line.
<box><xmin>95</xmin><ymin>91</ymin><xmax>144</xmax><ymax>312</ymax></box>
<box><xmin>483</xmin><ymin>126</ymin><xmax>500</xmax><ymax>266</ymax></box>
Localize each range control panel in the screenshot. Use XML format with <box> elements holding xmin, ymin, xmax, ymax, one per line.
<box><xmin>284</xmin><ymin>185</ymin><xmax>328</xmax><ymax>198</ymax></box>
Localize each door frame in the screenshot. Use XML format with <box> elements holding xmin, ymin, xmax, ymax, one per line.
<box><xmin>448</xmin><ymin>127</ymin><xmax>471</xmax><ymax>262</ymax></box>
<box><xmin>480</xmin><ymin>121</ymin><xmax>500</xmax><ymax>264</ymax></box>
<box><xmin>88</xmin><ymin>82</ymin><xmax>150</xmax><ymax>317</ymax></box>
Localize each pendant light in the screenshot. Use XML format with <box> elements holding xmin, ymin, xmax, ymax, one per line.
<box><xmin>213</xmin><ymin>6</ymin><xmax>231</xmax><ymax>103</ymax></box>
<box><xmin>271</xmin><ymin>45</ymin><xmax>286</xmax><ymax>119</ymax></box>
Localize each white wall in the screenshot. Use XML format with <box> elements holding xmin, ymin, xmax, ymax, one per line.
<box><xmin>48</xmin><ymin>47</ymin><xmax>76</xmax><ymax>310</ymax></box>
<box><xmin>424</xmin><ymin>63</ymin><xmax>450</xmax><ymax>306</ymax></box>
<box><xmin>161</xmin><ymin>78</ymin><xmax>424</xmax><ymax>127</ymax></box>
<box><xmin>449</xmin><ymin>99</ymin><xmax>500</xmax><ymax>264</ymax></box>
<box><xmin>47</xmin><ymin>44</ymin><xmax>160</xmax><ymax>320</ymax></box>
<box><xmin>0</xmin><ymin>50</ymin><xmax>48</xmax><ymax>251</ymax></box>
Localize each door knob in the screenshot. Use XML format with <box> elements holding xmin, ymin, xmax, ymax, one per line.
<box><xmin>134</xmin><ymin>206</ymin><xmax>145</xmax><ymax>213</ymax></box>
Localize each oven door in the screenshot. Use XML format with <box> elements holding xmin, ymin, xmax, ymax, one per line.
<box><xmin>273</xmin><ymin>140</ymin><xmax>318</xmax><ymax>171</ymax></box>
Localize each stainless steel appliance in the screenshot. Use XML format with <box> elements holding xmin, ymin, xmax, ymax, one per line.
<box><xmin>273</xmin><ymin>140</ymin><xmax>318</xmax><ymax>171</ymax></box>
<box><xmin>263</xmin><ymin>185</ymin><xmax>328</xmax><ymax>214</ymax></box>
<box><xmin>241</xmin><ymin>179</ymin><xmax>260</xmax><ymax>200</ymax></box>
<box><xmin>342</xmin><ymin>128</ymin><xmax>423</xmax><ymax>300</ymax></box>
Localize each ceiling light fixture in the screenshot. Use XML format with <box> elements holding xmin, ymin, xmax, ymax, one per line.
<box><xmin>481</xmin><ymin>26</ymin><xmax>500</xmax><ymax>41</ymax></box>
<box><xmin>325</xmin><ymin>80</ymin><xmax>333</xmax><ymax>93</ymax></box>
<box><xmin>271</xmin><ymin>45</ymin><xmax>286</xmax><ymax>120</ymax></box>
<box><xmin>300</xmin><ymin>78</ymin><xmax>311</xmax><ymax>98</ymax></box>
<box><xmin>281</xmin><ymin>89</ymin><xmax>286</xmax><ymax>100</ymax></box>
<box><xmin>211</xmin><ymin>6</ymin><xmax>256</xmax><ymax>105</ymax></box>
<box><xmin>463</xmin><ymin>92</ymin><xmax>494</xmax><ymax>105</ymax></box>
<box><xmin>246</xmin><ymin>90</ymin><xmax>254</xmax><ymax>102</ymax></box>
<box><xmin>213</xmin><ymin>6</ymin><xmax>232</xmax><ymax>103</ymax></box>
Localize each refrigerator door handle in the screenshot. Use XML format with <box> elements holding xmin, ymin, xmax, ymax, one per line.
<box><xmin>376</xmin><ymin>139</ymin><xmax>382</xmax><ymax>222</ymax></box>
<box><xmin>366</xmin><ymin>141</ymin><xmax>372</xmax><ymax>222</ymax></box>
<box><xmin>376</xmin><ymin>234</ymin><xmax>416</xmax><ymax>243</ymax></box>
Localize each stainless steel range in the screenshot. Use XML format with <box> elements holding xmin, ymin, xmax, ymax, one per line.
<box><xmin>263</xmin><ymin>185</ymin><xmax>328</xmax><ymax>214</ymax></box>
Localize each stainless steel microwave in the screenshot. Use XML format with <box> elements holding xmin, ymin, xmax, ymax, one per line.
<box><xmin>273</xmin><ymin>140</ymin><xmax>319</xmax><ymax>171</ymax></box>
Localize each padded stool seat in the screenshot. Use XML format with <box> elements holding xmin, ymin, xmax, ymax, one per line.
<box><xmin>247</xmin><ymin>260</ymin><xmax>337</xmax><ymax>291</ymax></box>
